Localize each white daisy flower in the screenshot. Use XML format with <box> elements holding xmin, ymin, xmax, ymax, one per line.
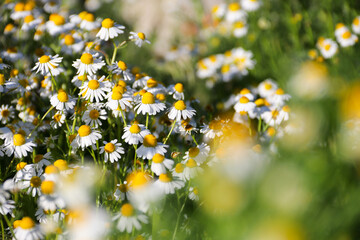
<box><xmin>183</xmin><ymin>143</ymin><xmax>210</xmax><ymax>164</ymax></box>
<box><xmin>233</xmin><ymin>21</ymin><xmax>248</xmax><ymax>38</ymax></box>
<box><xmin>38</xmin><ymin>180</ymin><xmax>66</xmax><ymax>211</ymax></box>
<box><xmin>79</xmin><ymin>75</ymin><xmax>111</xmax><ymax>102</ymax></box>
<box><xmin>262</xmin><ymin>105</ymin><xmax>290</xmax><ymax>127</ymax></box>
<box><xmin>134</xmin><ymin>92</ymin><xmax>166</xmax><ymax>116</ymax></box>
<box><xmin>0</xmin><ymin>104</ymin><xmax>15</xmax><ymax>124</ymax></box>
<box><xmin>172</xmin><ymin>163</ymin><xmax>186</xmax><ymax>181</ymax></box>
<box><xmin>82</xmin><ymin>104</ymin><xmax>107</xmax><ymax>127</ymax></box>
<box><xmin>335</xmin><ymin>23</ymin><xmax>347</xmax><ymax>38</ymax></box>
<box><xmin>167</xmin><ymin>83</ymin><xmax>185</xmax><ymax>100</ymax></box>
<box><xmin>1</xmin><ymin>47</ymin><xmax>23</xmax><ymax>62</ymax></box>
<box><xmin>318</xmin><ymin>38</ymin><xmax>338</xmax><ymax>59</ymax></box>
<box><xmin>114</xmin><ymin>182</ymin><xmax>130</xmax><ymax>201</ymax></box>
<box><xmin>50</xmin><ymin>90</ymin><xmax>76</xmax><ymax>111</ymax></box>
<box><xmin>33</xmin><ymin>152</ymin><xmax>52</xmax><ymax>170</ymax></box>
<box><xmin>231</xmin><ymin>47</ymin><xmax>255</xmax><ymax>75</ymax></box>
<box><xmin>137</xmin><ymin>134</ymin><xmax>168</xmax><ymax>159</ymax></box>
<box><xmin>4</xmin><ymin>23</ymin><xmax>17</xmax><ymax>35</ymax></box>
<box><xmin>14</xmin><ymin>217</ymin><xmax>44</xmax><ymax>240</ymax></box>
<box><xmin>114</xmin><ymin>203</ymin><xmax>148</xmax><ymax>233</ymax></box>
<box><xmin>0</xmin><ymin>198</ymin><xmax>15</xmax><ymax>216</ymax></box>
<box><xmin>183</xmin><ymin>159</ymin><xmax>203</xmax><ymax>180</ymax></box>
<box><xmin>200</xmin><ymin>119</ymin><xmax>225</xmax><ymax>139</ymax></box>
<box><xmin>211</xmin><ymin>4</ymin><xmax>227</xmax><ymax>19</ymax></box>
<box><xmin>154</xmin><ymin>173</ymin><xmax>185</xmax><ymax>195</ymax></box>
<box><xmin>151</xmin><ymin>153</ymin><xmax>174</xmax><ymax>176</ymax></box>
<box><xmin>60</xmin><ymin>33</ymin><xmax>85</xmax><ymax>55</ymax></box>
<box><xmin>99</xmin><ymin>139</ymin><xmax>125</xmax><ymax>163</ymax></box>
<box><xmin>336</xmin><ymin>28</ymin><xmax>358</xmax><ymax>47</ymax></box>
<box><xmin>50</xmin><ymin>111</ymin><xmax>66</xmax><ymax>129</ymax></box>
<box><xmin>168</xmin><ymin>100</ymin><xmax>196</xmax><ymax>122</ymax></box>
<box><xmin>225</xmin><ymin>3</ymin><xmax>247</xmax><ymax>23</ymax></box>
<box><xmin>71</xmin><ymin>74</ymin><xmax>88</xmax><ymax>88</ymax></box>
<box><xmin>241</xmin><ymin>0</ymin><xmax>262</xmax><ymax>12</ymax></box>
<box><xmin>10</xmin><ymin>2</ymin><xmax>32</xmax><ymax>20</ymax></box>
<box><xmin>21</xmin><ymin>170</ymin><xmax>43</xmax><ymax>197</ymax></box>
<box><xmin>96</xmin><ymin>18</ymin><xmax>125</xmax><ymax>41</ymax></box>
<box><xmin>79</xmin><ymin>13</ymin><xmax>100</xmax><ymax>31</ymax></box>
<box><xmin>144</xmin><ymin>78</ymin><xmax>167</xmax><ymax>96</ymax></box>
<box><xmin>248</xmin><ymin>98</ymin><xmax>270</xmax><ymax>119</ymax></box>
<box><xmin>122</xmin><ymin>123</ymin><xmax>150</xmax><ymax>145</ymax></box>
<box><xmin>69</xmin><ymin>11</ymin><xmax>88</xmax><ymax>25</ymax></box>
<box><xmin>46</xmin><ymin>13</ymin><xmax>74</xmax><ymax>36</ymax></box>
<box><xmin>106</xmin><ymin>88</ymin><xmax>133</xmax><ymax>111</ymax></box>
<box><xmin>352</xmin><ymin>16</ymin><xmax>360</xmax><ymax>34</ymax></box>
<box><xmin>188</xmin><ymin>187</ymin><xmax>199</xmax><ymax>201</ymax></box>
<box><xmin>71</xmin><ymin>125</ymin><xmax>102</xmax><ymax>150</ymax></box>
<box><xmin>268</xmin><ymin>88</ymin><xmax>291</xmax><ymax>107</ymax></box>
<box><xmin>44</xmin><ymin>0</ymin><xmax>60</xmax><ymax>13</ymax></box>
<box><xmin>21</xmin><ymin>14</ymin><xmax>42</xmax><ymax>31</ymax></box>
<box><xmin>129</xmin><ymin>31</ymin><xmax>151</xmax><ymax>47</ymax></box>
<box><xmin>258</xmin><ymin>79</ymin><xmax>278</xmax><ymax>98</ymax></box>
<box><xmin>32</xmin><ymin>54</ymin><xmax>63</xmax><ymax>76</ymax></box>
<box><xmin>72</xmin><ymin>52</ymin><xmax>105</xmax><ymax>76</ymax></box>
<box><xmin>3</xmin><ymin>133</ymin><xmax>36</xmax><ymax>158</ymax></box>
<box><xmin>108</xmin><ymin>60</ymin><xmax>134</xmax><ymax>81</ymax></box>
<box><xmin>234</xmin><ymin>96</ymin><xmax>256</xmax><ymax>113</ymax></box>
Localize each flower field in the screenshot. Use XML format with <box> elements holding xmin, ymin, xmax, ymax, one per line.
<box><xmin>1</xmin><ymin>0</ymin><xmax>360</xmax><ymax>239</ymax></box>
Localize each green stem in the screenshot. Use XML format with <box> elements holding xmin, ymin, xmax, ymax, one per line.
<box><xmin>111</xmin><ymin>41</ymin><xmax>118</xmax><ymax>64</ymax></box>
<box><xmin>120</xmin><ymin>108</ymin><xmax>127</xmax><ymax>126</ymax></box>
<box><xmin>145</xmin><ymin>113</ymin><xmax>149</xmax><ymax>129</ymax></box>
<box><xmin>172</xmin><ymin>195</ymin><xmax>188</xmax><ymax>240</ymax></box>
<box><xmin>28</xmin><ymin>106</ymin><xmax>54</xmax><ymax>138</ymax></box>
<box><xmin>247</xmin><ymin>113</ymin><xmax>252</xmax><ymax>136</ymax></box>
<box><xmin>50</xmin><ymin>71</ymin><xmax>57</xmax><ymax>92</ymax></box>
<box><xmin>3</xmin><ymin>215</ymin><xmax>16</xmax><ymax>240</ymax></box>
<box><xmin>164</xmin><ymin>121</ymin><xmax>176</xmax><ymax>144</ymax></box>
<box><xmin>192</xmin><ymin>134</ymin><xmax>198</xmax><ymax>146</ymax></box>
<box><xmin>133</xmin><ymin>144</ymin><xmax>138</xmax><ymax>169</ymax></box>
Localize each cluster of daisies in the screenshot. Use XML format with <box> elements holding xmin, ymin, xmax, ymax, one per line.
<box><xmin>312</xmin><ymin>17</ymin><xmax>360</xmax><ymax>60</ymax></box>
<box><xmin>196</xmin><ymin>47</ymin><xmax>255</xmax><ymax>87</ymax></box>
<box><xmin>210</xmin><ymin>0</ymin><xmax>262</xmax><ymax>38</ymax></box>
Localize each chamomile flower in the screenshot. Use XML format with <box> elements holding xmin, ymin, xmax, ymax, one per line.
<box><xmin>172</xmin><ymin>163</ymin><xmax>186</xmax><ymax>181</ymax></box>
<box><xmin>21</xmin><ymin>14</ymin><xmax>42</xmax><ymax>31</ymax></box>
<box><xmin>233</xmin><ymin>20</ymin><xmax>248</xmax><ymax>38</ymax></box>
<box><xmin>318</xmin><ymin>38</ymin><xmax>338</xmax><ymax>59</ymax></box>
<box><xmin>33</xmin><ymin>152</ymin><xmax>52</xmax><ymax>170</ymax></box>
<box><xmin>135</xmin><ymin>92</ymin><xmax>166</xmax><ymax>116</ymax></box>
<box><xmin>188</xmin><ymin>187</ymin><xmax>199</xmax><ymax>201</ymax></box>
<box><xmin>225</xmin><ymin>3</ymin><xmax>247</xmax><ymax>23</ymax></box>
<box><xmin>14</xmin><ymin>217</ymin><xmax>44</xmax><ymax>240</ymax></box>
<box><xmin>71</xmin><ymin>74</ymin><xmax>88</xmax><ymax>88</ymax></box>
<box><xmin>168</xmin><ymin>100</ymin><xmax>196</xmax><ymax>122</ymax></box>
<box><xmin>50</xmin><ymin>90</ymin><xmax>76</xmax><ymax>111</ymax></box>
<box><xmin>82</xmin><ymin>104</ymin><xmax>107</xmax><ymax>127</ymax></box>
<box><xmin>60</xmin><ymin>34</ymin><xmax>85</xmax><ymax>55</ymax></box>
<box><xmin>108</xmin><ymin>60</ymin><xmax>134</xmax><ymax>81</ymax></box>
<box><xmin>106</xmin><ymin>88</ymin><xmax>133</xmax><ymax>111</ymax></box>
<box><xmin>0</xmin><ymin>104</ymin><xmax>15</xmax><ymax>124</ymax></box>
<box><xmin>234</xmin><ymin>96</ymin><xmax>256</xmax><ymax>113</ymax></box>
<box><xmin>122</xmin><ymin>123</ymin><xmax>150</xmax><ymax>145</ymax></box>
<box><xmin>21</xmin><ymin>171</ymin><xmax>43</xmax><ymax>197</ymax></box>
<box><xmin>183</xmin><ymin>143</ymin><xmax>210</xmax><ymax>164</ymax></box>
<box><xmin>96</xmin><ymin>18</ymin><xmax>125</xmax><ymax>41</ymax></box>
<box><xmin>79</xmin><ymin>75</ymin><xmax>111</xmax><ymax>102</ymax></box>
<box><xmin>10</xmin><ymin>2</ymin><xmax>32</xmax><ymax>20</ymax></box>
<box><xmin>32</xmin><ymin>54</ymin><xmax>63</xmax><ymax>75</ymax></box>
<box><xmin>183</xmin><ymin>159</ymin><xmax>203</xmax><ymax>180</ymax></box>
<box><xmin>200</xmin><ymin>119</ymin><xmax>225</xmax><ymax>139</ymax></box>
<box><xmin>0</xmin><ymin>58</ymin><xmax>11</xmax><ymax>70</ymax></box>
<box><xmin>4</xmin><ymin>23</ymin><xmax>17</xmax><ymax>35</ymax></box>
<box><xmin>211</xmin><ymin>4</ymin><xmax>227</xmax><ymax>19</ymax></box>
<box><xmin>336</xmin><ymin>29</ymin><xmax>358</xmax><ymax>47</ymax></box>
<box><xmin>3</xmin><ymin>133</ymin><xmax>36</xmax><ymax>158</ymax></box>
<box><xmin>114</xmin><ymin>203</ymin><xmax>148</xmax><ymax>233</ymax></box>
<box><xmin>129</xmin><ymin>32</ymin><xmax>151</xmax><ymax>47</ymax></box>
<box><xmin>167</xmin><ymin>83</ymin><xmax>185</xmax><ymax>100</ymax></box>
<box><xmin>71</xmin><ymin>125</ymin><xmax>102</xmax><ymax>150</ymax></box>
<box><xmin>137</xmin><ymin>134</ymin><xmax>168</xmax><ymax>159</ymax></box>
<box><xmin>352</xmin><ymin>16</ymin><xmax>360</xmax><ymax>34</ymax></box>
<box><xmin>241</xmin><ymin>0</ymin><xmax>262</xmax><ymax>12</ymax></box>
<box><xmin>258</xmin><ymin>79</ymin><xmax>278</xmax><ymax>98</ymax></box>
<box><xmin>72</xmin><ymin>52</ymin><xmax>105</xmax><ymax>76</ymax></box>
<box><xmin>46</xmin><ymin>13</ymin><xmax>74</xmax><ymax>36</ymax></box>
<box><xmin>99</xmin><ymin>139</ymin><xmax>125</xmax><ymax>163</ymax></box>
<box><xmin>1</xmin><ymin>47</ymin><xmax>23</xmax><ymax>62</ymax></box>
<box><xmin>151</xmin><ymin>153</ymin><xmax>174</xmax><ymax>176</ymax></box>
<box><xmin>80</xmin><ymin>13</ymin><xmax>100</xmax><ymax>31</ymax></box>
<box><xmin>154</xmin><ymin>173</ymin><xmax>184</xmax><ymax>195</ymax></box>
<box><xmin>0</xmin><ymin>197</ymin><xmax>15</xmax><ymax>216</ymax></box>
<box><xmin>38</xmin><ymin>180</ymin><xmax>66</xmax><ymax>211</ymax></box>
<box><xmin>114</xmin><ymin>182</ymin><xmax>130</xmax><ymax>201</ymax></box>
<box><xmin>50</xmin><ymin>111</ymin><xmax>66</xmax><ymax>129</ymax></box>
<box><xmin>44</xmin><ymin>0</ymin><xmax>60</xmax><ymax>13</ymax></box>
<box><xmin>232</xmin><ymin>47</ymin><xmax>255</xmax><ymax>75</ymax></box>
<box><xmin>268</xmin><ymin>88</ymin><xmax>291</xmax><ymax>107</ymax></box>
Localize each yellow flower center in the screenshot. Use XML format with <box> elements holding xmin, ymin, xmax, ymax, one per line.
<box><xmin>45</xmin><ymin>165</ymin><xmax>59</xmax><ymax>174</ymax></box>
<box><xmin>33</xmin><ymin>154</ymin><xmax>43</xmax><ymax>163</ymax></box>
<box><xmin>104</xmin><ymin>142</ymin><xmax>115</xmax><ymax>153</ymax></box>
<box><xmin>186</xmin><ymin>158</ymin><xmax>197</xmax><ymax>168</ymax></box>
<box><xmin>271</xmin><ymin>110</ymin><xmax>279</xmax><ymax>119</ymax></box>
<box><xmin>89</xmin><ymin>109</ymin><xmax>100</xmax><ymax>119</ymax></box>
<box><xmin>57</xmin><ymin>91</ymin><xmax>69</xmax><ymax>102</ymax></box>
<box><xmin>30</xmin><ymin>176</ymin><xmax>42</xmax><ymax>188</ymax></box>
<box><xmin>275</xmin><ymin>88</ymin><xmax>284</xmax><ymax>95</ymax></box>
<box><xmin>128</xmin><ymin>171</ymin><xmax>151</xmax><ymax>188</ymax></box>
<box><xmin>234</xmin><ymin>21</ymin><xmax>245</xmax><ymax>28</ymax></box>
<box><xmin>5</xmin><ymin>24</ymin><xmax>14</xmax><ymax>32</ymax></box>
<box><xmin>121</xmin><ymin>203</ymin><xmax>134</xmax><ymax>217</ymax></box>
<box><xmin>53</xmin><ymin>114</ymin><xmax>62</xmax><ymax>122</ymax></box>
<box><xmin>156</xmin><ymin>93</ymin><xmax>166</xmax><ymax>101</ymax></box>
<box><xmin>137</xmin><ymin>32</ymin><xmax>146</xmax><ymax>40</ymax></box>
<box><xmin>336</xmin><ymin>23</ymin><xmax>345</xmax><ymax>30</ymax></box>
<box><xmin>1</xmin><ymin>109</ymin><xmax>9</xmax><ymax>117</ymax></box>
<box><xmin>41</xmin><ymin>181</ymin><xmax>55</xmax><ymax>195</ymax></box>
<box><xmin>283</xmin><ymin>105</ymin><xmax>290</xmax><ymax>112</ymax></box>
<box><xmin>49</xmin><ymin>14</ymin><xmax>65</xmax><ymax>26</ymax></box>
<box><xmin>142</xmin><ymin>92</ymin><xmax>155</xmax><ymax>104</ymax></box>
<box><xmin>240</xmin><ymin>88</ymin><xmax>250</xmax><ymax>95</ymax></box>
<box><xmin>14</xmin><ymin>2</ymin><xmax>25</xmax><ymax>11</ymax></box>
<box><xmin>111</xmin><ymin>91</ymin><xmax>123</xmax><ymax>100</ymax></box>
<box><xmin>54</xmin><ymin>159</ymin><xmax>68</xmax><ymax>171</ymax></box>
<box><xmin>159</xmin><ymin>173</ymin><xmax>172</xmax><ymax>182</ymax></box>
<box><xmin>175</xmin><ymin>163</ymin><xmax>184</xmax><ymax>173</ymax></box>
<box><xmin>117</xmin><ymin>61</ymin><xmax>127</xmax><ymax>71</ymax></box>
<box><xmin>118</xmin><ymin>183</ymin><xmax>128</xmax><ymax>192</ymax></box>
<box><xmin>88</xmin><ymin>79</ymin><xmax>100</xmax><ymax>90</ymax></box>
<box><xmin>7</xmin><ymin>47</ymin><xmax>17</xmax><ymax>53</ymax></box>
<box><xmin>264</xmin><ymin>83</ymin><xmax>272</xmax><ymax>90</ymax></box>
<box><xmin>129</xmin><ymin>124</ymin><xmax>141</xmax><ymax>134</ymax></box>
<box><xmin>255</xmin><ymin>98</ymin><xmax>265</xmax><ymax>106</ymax></box>
<box><xmin>353</xmin><ymin>18</ymin><xmax>360</xmax><ymax>26</ymax></box>
<box><xmin>267</xmin><ymin>127</ymin><xmax>276</xmax><ymax>137</ymax></box>
<box><xmin>239</xmin><ymin>96</ymin><xmax>249</xmax><ymax>104</ymax></box>
<box><xmin>209</xmin><ymin>120</ymin><xmax>222</xmax><ymax>130</ymax></box>
<box><xmin>80</xmin><ymin>53</ymin><xmax>94</xmax><ymax>64</ymax></box>
<box><xmin>193</xmin><ymin>187</ymin><xmax>199</xmax><ymax>195</ymax></box>
<box><xmin>0</xmin><ymin>74</ymin><xmax>4</xmax><ymax>85</ymax></box>
<box><xmin>20</xmin><ymin>217</ymin><xmax>35</xmax><ymax>230</ymax></box>
<box><xmin>143</xmin><ymin>134</ymin><xmax>157</xmax><ymax>147</ymax></box>
<box><xmin>174</xmin><ymin>83</ymin><xmax>184</xmax><ymax>92</ymax></box>
<box><xmin>188</xmin><ymin>147</ymin><xmax>200</xmax><ymax>158</ymax></box>
<box><xmin>342</xmin><ymin>31</ymin><xmax>351</xmax><ymax>39</ymax></box>
<box><xmin>13</xmin><ymin>134</ymin><xmax>25</xmax><ymax>146</ymax></box>
<box><xmin>84</xmin><ymin>13</ymin><xmax>95</xmax><ymax>22</ymax></box>
<box><xmin>324</xmin><ymin>44</ymin><xmax>331</xmax><ymax>51</ymax></box>
<box><xmin>24</xmin><ymin>15</ymin><xmax>34</xmax><ymax>23</ymax></box>
<box><xmin>174</xmin><ymin>100</ymin><xmax>186</xmax><ymax>110</ymax></box>
<box><xmin>13</xmin><ymin>220</ymin><xmax>21</xmax><ymax>229</ymax></box>
<box><xmin>64</xmin><ymin>35</ymin><xmax>75</xmax><ymax>45</ymax></box>
<box><xmin>229</xmin><ymin>3</ymin><xmax>240</xmax><ymax>11</ymax></box>
<box><xmin>102</xmin><ymin>18</ymin><xmax>114</xmax><ymax>28</ymax></box>
<box><xmin>16</xmin><ymin>162</ymin><xmax>27</xmax><ymax>171</ymax></box>
<box><xmin>152</xmin><ymin>153</ymin><xmax>165</xmax><ymax>163</ymax></box>
<box><xmin>147</xmin><ymin>78</ymin><xmax>158</xmax><ymax>88</ymax></box>
<box><xmin>18</xmin><ymin>79</ymin><xmax>29</xmax><ymax>88</ymax></box>
<box><xmin>78</xmin><ymin>125</ymin><xmax>91</xmax><ymax>137</ymax></box>
<box><xmin>79</xmin><ymin>11</ymin><xmax>88</xmax><ymax>20</ymax></box>
<box><xmin>39</xmin><ymin>55</ymin><xmax>51</xmax><ymax>64</ymax></box>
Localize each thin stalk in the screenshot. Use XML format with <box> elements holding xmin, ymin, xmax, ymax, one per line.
<box><xmin>120</xmin><ymin>108</ymin><xmax>127</xmax><ymax>126</ymax></box>
<box><xmin>3</xmin><ymin>215</ymin><xmax>16</xmax><ymax>240</ymax></box>
<box><xmin>164</xmin><ymin>121</ymin><xmax>176</xmax><ymax>144</ymax></box>
<box><xmin>28</xmin><ymin>106</ymin><xmax>54</xmax><ymax>138</ymax></box>
<box><xmin>172</xmin><ymin>195</ymin><xmax>188</xmax><ymax>240</ymax></box>
<box><xmin>133</xmin><ymin>144</ymin><xmax>138</xmax><ymax>169</ymax></box>
<box><xmin>145</xmin><ymin>113</ymin><xmax>149</xmax><ymax>129</ymax></box>
<box><xmin>191</xmin><ymin>134</ymin><xmax>198</xmax><ymax>146</ymax></box>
